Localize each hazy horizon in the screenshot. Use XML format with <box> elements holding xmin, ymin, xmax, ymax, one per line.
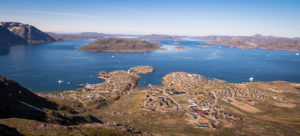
<box><xmin>1</xmin><ymin>0</ymin><xmax>300</xmax><ymax>37</ymax></box>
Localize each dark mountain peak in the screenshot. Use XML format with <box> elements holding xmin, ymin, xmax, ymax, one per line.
<box><xmin>0</xmin><ymin>26</ymin><xmax>26</xmax><ymax>46</ymax></box>
<box><xmin>0</xmin><ymin>22</ymin><xmax>30</xmax><ymax>27</ymax></box>
<box><xmin>0</xmin><ymin>22</ymin><xmax>55</xmax><ymax>45</ymax></box>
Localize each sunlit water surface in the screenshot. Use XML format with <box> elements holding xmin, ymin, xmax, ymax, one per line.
<box><xmin>1</xmin><ymin>40</ymin><xmax>300</xmax><ymax>92</ymax></box>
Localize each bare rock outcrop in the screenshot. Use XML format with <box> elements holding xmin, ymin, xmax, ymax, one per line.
<box><xmin>130</xmin><ymin>65</ymin><xmax>155</xmax><ymax>74</ymax></box>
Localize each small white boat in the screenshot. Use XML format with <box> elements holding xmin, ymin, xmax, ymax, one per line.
<box><xmin>296</xmin><ymin>53</ymin><xmax>299</xmax><ymax>56</ymax></box>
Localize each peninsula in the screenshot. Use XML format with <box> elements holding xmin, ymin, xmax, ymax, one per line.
<box><xmin>78</xmin><ymin>38</ymin><xmax>161</xmax><ymax>52</ymax></box>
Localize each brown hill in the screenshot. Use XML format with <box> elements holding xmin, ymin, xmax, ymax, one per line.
<box><xmin>78</xmin><ymin>38</ymin><xmax>161</xmax><ymax>52</ymax></box>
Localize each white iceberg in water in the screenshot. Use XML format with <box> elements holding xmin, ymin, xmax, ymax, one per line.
<box><xmin>58</xmin><ymin>80</ymin><xmax>64</xmax><ymax>84</ymax></box>
<box><xmin>296</xmin><ymin>53</ymin><xmax>299</xmax><ymax>56</ymax></box>
<box><xmin>249</xmin><ymin>77</ymin><xmax>254</xmax><ymax>82</ymax></box>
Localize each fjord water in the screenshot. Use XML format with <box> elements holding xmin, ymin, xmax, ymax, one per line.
<box><xmin>1</xmin><ymin>40</ymin><xmax>300</xmax><ymax>92</ymax></box>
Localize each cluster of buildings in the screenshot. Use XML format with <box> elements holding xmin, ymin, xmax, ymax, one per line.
<box><xmin>144</xmin><ymin>85</ymin><xmax>179</xmax><ymax>111</ymax></box>
<box><xmin>215</xmin><ymin>86</ymin><xmax>284</xmax><ymax>104</ymax></box>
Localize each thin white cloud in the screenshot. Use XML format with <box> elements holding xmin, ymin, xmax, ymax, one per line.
<box><xmin>248</xmin><ymin>20</ymin><xmax>263</xmax><ymax>24</ymax></box>
<box><xmin>15</xmin><ymin>10</ymin><xmax>102</xmax><ymax>19</ymax></box>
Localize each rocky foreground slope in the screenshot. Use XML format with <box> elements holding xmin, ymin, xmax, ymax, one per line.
<box><xmin>1</xmin><ymin>66</ymin><xmax>300</xmax><ymax>136</ymax></box>
<box><xmin>0</xmin><ymin>22</ymin><xmax>55</xmax><ymax>46</ymax></box>
<box><xmin>0</xmin><ymin>74</ymin><xmax>143</xmax><ymax>136</ymax></box>
<box><xmin>78</xmin><ymin>38</ymin><xmax>161</xmax><ymax>52</ymax></box>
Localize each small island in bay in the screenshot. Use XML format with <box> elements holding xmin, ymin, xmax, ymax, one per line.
<box><xmin>175</xmin><ymin>46</ymin><xmax>187</xmax><ymax>50</ymax></box>
<box><xmin>78</xmin><ymin>38</ymin><xmax>161</xmax><ymax>52</ymax></box>
<box><xmin>130</xmin><ymin>65</ymin><xmax>155</xmax><ymax>74</ymax></box>
<box><xmin>198</xmin><ymin>45</ymin><xmax>211</xmax><ymax>48</ymax></box>
<box><xmin>173</xmin><ymin>42</ymin><xmax>180</xmax><ymax>45</ymax></box>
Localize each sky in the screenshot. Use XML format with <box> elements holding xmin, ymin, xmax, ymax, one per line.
<box><xmin>0</xmin><ymin>0</ymin><xmax>300</xmax><ymax>37</ymax></box>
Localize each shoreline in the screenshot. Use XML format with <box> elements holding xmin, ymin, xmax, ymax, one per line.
<box><xmin>32</xmin><ymin>71</ymin><xmax>300</xmax><ymax>93</ymax></box>
<box><xmin>76</xmin><ymin>48</ymin><xmax>164</xmax><ymax>52</ymax></box>
<box><xmin>2</xmin><ymin>68</ymin><xmax>300</xmax><ymax>135</ymax></box>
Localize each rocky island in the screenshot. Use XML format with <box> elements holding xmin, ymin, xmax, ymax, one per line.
<box><xmin>174</xmin><ymin>46</ymin><xmax>187</xmax><ymax>50</ymax></box>
<box><xmin>1</xmin><ymin>66</ymin><xmax>300</xmax><ymax>135</ymax></box>
<box><xmin>130</xmin><ymin>65</ymin><xmax>155</xmax><ymax>74</ymax></box>
<box><xmin>78</xmin><ymin>38</ymin><xmax>161</xmax><ymax>52</ymax></box>
<box><xmin>198</xmin><ymin>45</ymin><xmax>211</xmax><ymax>48</ymax></box>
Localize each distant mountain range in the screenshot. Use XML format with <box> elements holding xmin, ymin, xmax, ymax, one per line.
<box><xmin>138</xmin><ymin>34</ymin><xmax>183</xmax><ymax>41</ymax></box>
<box><xmin>47</xmin><ymin>32</ymin><xmax>104</xmax><ymax>41</ymax></box>
<box><xmin>1</xmin><ymin>22</ymin><xmax>300</xmax><ymax>51</ymax></box>
<box><xmin>0</xmin><ymin>22</ymin><xmax>55</xmax><ymax>46</ymax></box>
<box><xmin>47</xmin><ymin>32</ymin><xmax>140</xmax><ymax>41</ymax></box>
<box><xmin>196</xmin><ymin>34</ymin><xmax>300</xmax><ymax>51</ymax></box>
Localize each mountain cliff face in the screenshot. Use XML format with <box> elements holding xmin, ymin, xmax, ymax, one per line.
<box><xmin>0</xmin><ymin>26</ymin><xmax>26</xmax><ymax>46</ymax></box>
<box><xmin>0</xmin><ymin>22</ymin><xmax>55</xmax><ymax>45</ymax></box>
<box><xmin>0</xmin><ymin>76</ymin><xmax>143</xmax><ymax>135</ymax></box>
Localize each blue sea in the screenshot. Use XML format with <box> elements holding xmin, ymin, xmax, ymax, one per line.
<box><xmin>0</xmin><ymin>39</ymin><xmax>300</xmax><ymax>92</ymax></box>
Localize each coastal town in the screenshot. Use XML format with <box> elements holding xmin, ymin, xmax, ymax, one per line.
<box><xmin>1</xmin><ymin>0</ymin><xmax>300</xmax><ymax>135</ymax></box>
<box><xmin>142</xmin><ymin>72</ymin><xmax>294</xmax><ymax>130</ymax></box>
<box><xmin>1</xmin><ymin>65</ymin><xmax>300</xmax><ymax>135</ymax></box>
<box><xmin>37</xmin><ymin>66</ymin><xmax>297</xmax><ymax>132</ymax></box>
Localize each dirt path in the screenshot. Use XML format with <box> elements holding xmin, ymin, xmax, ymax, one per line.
<box><xmin>229</xmin><ymin>98</ymin><xmax>262</xmax><ymax>113</ymax></box>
